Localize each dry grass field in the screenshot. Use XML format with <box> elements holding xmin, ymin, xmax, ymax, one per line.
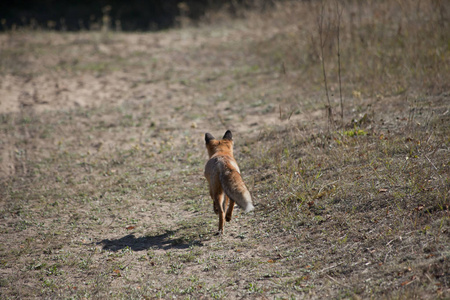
<box><xmin>0</xmin><ymin>1</ymin><xmax>449</xmax><ymax>298</ymax></box>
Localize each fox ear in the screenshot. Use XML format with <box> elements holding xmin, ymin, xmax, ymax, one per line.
<box><xmin>223</xmin><ymin>130</ymin><xmax>233</xmax><ymax>141</ymax></box>
<box><xmin>205</xmin><ymin>133</ymin><xmax>215</xmax><ymax>144</ymax></box>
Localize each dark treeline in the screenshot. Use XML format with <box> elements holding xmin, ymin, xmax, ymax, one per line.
<box><xmin>0</xmin><ymin>0</ymin><xmax>276</xmax><ymax>31</ymax></box>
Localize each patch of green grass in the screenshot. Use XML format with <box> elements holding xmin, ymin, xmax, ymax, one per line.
<box><xmin>342</xmin><ymin>128</ymin><xmax>367</xmax><ymax>137</ymax></box>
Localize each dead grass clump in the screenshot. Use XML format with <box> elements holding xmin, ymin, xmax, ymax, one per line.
<box><xmin>243</xmin><ymin>0</ymin><xmax>449</xmax><ymax>98</ymax></box>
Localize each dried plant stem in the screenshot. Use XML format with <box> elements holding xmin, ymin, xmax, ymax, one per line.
<box><xmin>318</xmin><ymin>1</ymin><xmax>333</xmax><ymax>128</ymax></box>
<box><xmin>336</xmin><ymin>0</ymin><xmax>343</xmax><ymax>121</ymax></box>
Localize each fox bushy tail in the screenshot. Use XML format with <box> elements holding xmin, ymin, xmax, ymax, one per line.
<box><xmin>220</xmin><ymin>171</ymin><xmax>254</xmax><ymax>213</ymax></box>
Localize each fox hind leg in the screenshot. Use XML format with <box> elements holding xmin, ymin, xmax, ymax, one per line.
<box><xmin>225</xmin><ymin>198</ymin><xmax>235</xmax><ymax>222</ymax></box>
<box><xmin>213</xmin><ymin>192</ymin><xmax>226</xmax><ymax>234</ymax></box>
<box><xmin>213</xmin><ymin>199</ymin><xmax>220</xmax><ymax>214</ymax></box>
<box><xmin>211</xmin><ymin>186</ymin><xmax>222</xmax><ymax>215</ymax></box>
<box><xmin>223</xmin><ymin>195</ymin><xmax>229</xmax><ymax>212</ymax></box>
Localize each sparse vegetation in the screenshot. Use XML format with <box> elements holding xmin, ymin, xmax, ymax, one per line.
<box><xmin>0</xmin><ymin>0</ymin><xmax>449</xmax><ymax>299</ymax></box>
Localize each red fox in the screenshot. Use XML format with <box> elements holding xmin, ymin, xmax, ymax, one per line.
<box><xmin>204</xmin><ymin>130</ymin><xmax>254</xmax><ymax>234</ymax></box>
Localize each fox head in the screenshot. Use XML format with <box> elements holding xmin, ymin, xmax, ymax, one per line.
<box><xmin>205</xmin><ymin>130</ymin><xmax>233</xmax><ymax>158</ymax></box>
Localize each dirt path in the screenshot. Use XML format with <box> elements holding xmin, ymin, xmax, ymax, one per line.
<box><xmin>0</xmin><ymin>26</ymin><xmax>308</xmax><ymax>180</ymax></box>
<box><xmin>0</xmin><ymin>23</ymin><xmax>310</xmax><ymax>298</ymax></box>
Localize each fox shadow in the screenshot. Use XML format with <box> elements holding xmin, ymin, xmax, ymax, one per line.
<box><xmin>98</xmin><ymin>230</ymin><xmax>200</xmax><ymax>252</ymax></box>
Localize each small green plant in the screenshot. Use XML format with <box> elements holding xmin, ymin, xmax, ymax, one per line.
<box><xmin>167</xmin><ymin>262</ymin><xmax>184</xmax><ymax>275</ymax></box>
<box><xmin>247</xmin><ymin>282</ymin><xmax>263</xmax><ymax>294</ymax></box>
<box><xmin>79</xmin><ymin>257</ymin><xmax>92</xmax><ymax>270</ymax></box>
<box><xmin>343</xmin><ymin>128</ymin><xmax>367</xmax><ymax>137</ymax></box>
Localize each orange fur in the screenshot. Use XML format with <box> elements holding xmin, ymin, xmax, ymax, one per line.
<box><xmin>204</xmin><ymin>130</ymin><xmax>254</xmax><ymax>234</ymax></box>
